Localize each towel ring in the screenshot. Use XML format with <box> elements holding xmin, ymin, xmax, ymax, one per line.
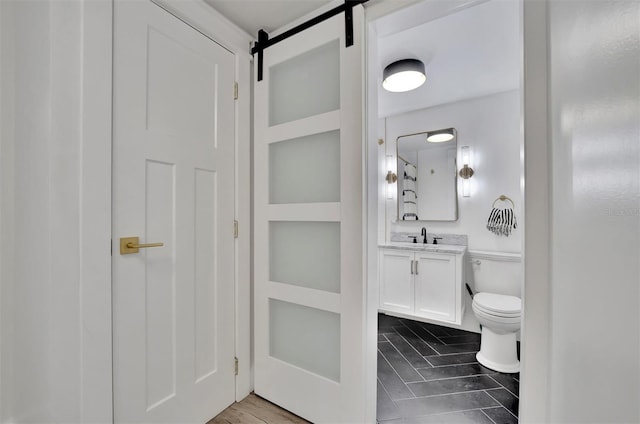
<box><xmin>492</xmin><ymin>195</ymin><xmax>515</xmax><ymax>208</ymax></box>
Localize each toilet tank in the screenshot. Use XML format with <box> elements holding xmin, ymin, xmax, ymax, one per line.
<box><xmin>467</xmin><ymin>251</ymin><xmax>522</xmax><ymax>298</ymax></box>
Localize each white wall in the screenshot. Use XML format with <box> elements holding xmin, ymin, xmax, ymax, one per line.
<box><xmin>547</xmin><ymin>0</ymin><xmax>640</xmax><ymax>421</ymax></box>
<box><xmin>0</xmin><ymin>2</ymin><xmax>14</xmax><ymax>420</ymax></box>
<box><xmin>386</xmin><ymin>90</ymin><xmax>523</xmax><ymax>253</ymax></box>
<box><xmin>0</xmin><ymin>1</ymin><xmax>113</xmax><ymax>422</ymax></box>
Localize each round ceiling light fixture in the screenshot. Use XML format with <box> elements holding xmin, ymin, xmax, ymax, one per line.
<box><xmin>426</xmin><ymin>128</ymin><xmax>455</xmax><ymax>143</ymax></box>
<box><xmin>382</xmin><ymin>59</ymin><xmax>426</xmax><ymax>92</ymax></box>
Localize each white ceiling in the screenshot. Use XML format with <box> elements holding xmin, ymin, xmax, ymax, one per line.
<box><xmin>377</xmin><ymin>0</ymin><xmax>521</xmax><ymax>117</ymax></box>
<box><xmin>203</xmin><ymin>0</ymin><xmax>334</xmax><ymax>36</ymax></box>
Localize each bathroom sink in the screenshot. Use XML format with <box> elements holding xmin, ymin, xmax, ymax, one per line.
<box><xmin>383</xmin><ymin>242</ymin><xmax>466</xmax><ymax>254</ymax></box>
<box><xmin>389</xmin><ymin>241</ymin><xmax>436</xmax><ymax>248</ymax></box>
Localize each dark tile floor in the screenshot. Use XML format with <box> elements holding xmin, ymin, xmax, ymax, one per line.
<box><xmin>378</xmin><ymin>313</ymin><xmax>519</xmax><ymax>424</ymax></box>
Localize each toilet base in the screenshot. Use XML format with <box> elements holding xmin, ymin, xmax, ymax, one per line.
<box><xmin>476</xmin><ymin>326</ymin><xmax>519</xmax><ymax>373</ymax></box>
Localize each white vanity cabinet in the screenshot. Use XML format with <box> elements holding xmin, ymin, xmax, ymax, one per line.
<box><xmin>414</xmin><ymin>253</ymin><xmax>457</xmax><ymax>322</ymax></box>
<box><xmin>379</xmin><ymin>250</ymin><xmax>414</xmax><ymax>314</ymax></box>
<box><xmin>379</xmin><ymin>246</ymin><xmax>465</xmax><ymax>325</ymax></box>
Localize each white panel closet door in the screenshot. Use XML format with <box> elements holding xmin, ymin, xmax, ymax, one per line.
<box><xmin>254</xmin><ymin>6</ymin><xmax>366</xmax><ymax>423</ymax></box>
<box><xmin>112</xmin><ymin>1</ymin><xmax>236</xmax><ymax>422</ymax></box>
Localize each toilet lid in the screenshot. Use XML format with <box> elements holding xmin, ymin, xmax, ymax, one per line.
<box><xmin>473</xmin><ymin>292</ymin><xmax>521</xmax><ymax>315</ymax></box>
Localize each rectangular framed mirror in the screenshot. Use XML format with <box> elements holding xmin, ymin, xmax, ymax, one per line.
<box><xmin>396</xmin><ymin>128</ymin><xmax>458</xmax><ymax>221</ymax></box>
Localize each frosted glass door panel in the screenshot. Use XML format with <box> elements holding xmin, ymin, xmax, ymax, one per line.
<box><xmin>269</xmin><ymin>299</ymin><xmax>340</xmax><ymax>382</ymax></box>
<box><xmin>269</xmin><ymin>40</ymin><xmax>340</xmax><ymax>126</ymax></box>
<box><xmin>269</xmin><ymin>221</ymin><xmax>340</xmax><ymax>293</ymax></box>
<box><xmin>269</xmin><ymin>131</ymin><xmax>340</xmax><ymax>204</ymax></box>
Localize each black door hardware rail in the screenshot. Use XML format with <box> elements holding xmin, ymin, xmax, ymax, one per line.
<box><xmin>251</xmin><ymin>0</ymin><xmax>369</xmax><ymax>81</ymax></box>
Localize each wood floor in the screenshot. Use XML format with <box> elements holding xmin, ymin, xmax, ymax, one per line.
<box><xmin>208</xmin><ymin>393</ymin><xmax>309</xmax><ymax>424</ymax></box>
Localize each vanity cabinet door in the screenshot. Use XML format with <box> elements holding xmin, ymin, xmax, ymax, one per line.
<box><xmin>379</xmin><ymin>249</ymin><xmax>414</xmax><ymax>314</ymax></box>
<box><xmin>414</xmin><ymin>253</ymin><xmax>457</xmax><ymax>322</ymax></box>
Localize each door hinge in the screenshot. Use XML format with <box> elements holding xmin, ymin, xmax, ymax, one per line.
<box><xmin>234</xmin><ymin>357</ymin><xmax>239</xmax><ymax>375</ymax></box>
<box><xmin>234</xmin><ymin>220</ymin><xmax>238</xmax><ymax>238</ymax></box>
<box><xmin>234</xmin><ymin>82</ymin><xmax>238</xmax><ymax>100</ymax></box>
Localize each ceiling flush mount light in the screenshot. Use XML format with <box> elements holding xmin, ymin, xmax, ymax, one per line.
<box><xmin>382</xmin><ymin>59</ymin><xmax>426</xmax><ymax>92</ymax></box>
<box><xmin>427</xmin><ymin>128</ymin><xmax>456</xmax><ymax>143</ymax></box>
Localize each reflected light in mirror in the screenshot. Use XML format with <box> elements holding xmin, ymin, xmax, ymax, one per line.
<box><xmin>427</xmin><ymin>128</ymin><xmax>455</xmax><ymax>143</ymax></box>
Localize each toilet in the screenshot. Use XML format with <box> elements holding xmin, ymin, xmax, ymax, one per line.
<box><xmin>472</xmin><ymin>292</ymin><xmax>521</xmax><ymax>373</ymax></box>
<box><xmin>468</xmin><ymin>251</ymin><xmax>522</xmax><ymax>373</ymax></box>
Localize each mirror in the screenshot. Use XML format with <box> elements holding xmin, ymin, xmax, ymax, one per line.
<box><xmin>396</xmin><ymin>128</ymin><xmax>458</xmax><ymax>221</ymax></box>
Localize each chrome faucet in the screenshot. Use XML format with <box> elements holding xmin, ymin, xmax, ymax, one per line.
<box><xmin>421</xmin><ymin>227</ymin><xmax>428</xmax><ymax>244</ymax></box>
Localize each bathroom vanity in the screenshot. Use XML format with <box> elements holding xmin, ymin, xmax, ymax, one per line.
<box><xmin>379</xmin><ymin>243</ymin><xmax>466</xmax><ymax>326</ymax></box>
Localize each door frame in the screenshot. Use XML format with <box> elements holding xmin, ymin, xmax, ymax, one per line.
<box><xmin>363</xmin><ymin>0</ymin><xmax>551</xmax><ymax>422</ymax></box>
<box><xmin>82</xmin><ymin>1</ymin><xmax>253</xmax><ymax>421</ymax></box>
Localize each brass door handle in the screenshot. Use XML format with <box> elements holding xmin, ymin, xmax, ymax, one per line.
<box><xmin>120</xmin><ymin>237</ymin><xmax>164</xmax><ymax>255</ymax></box>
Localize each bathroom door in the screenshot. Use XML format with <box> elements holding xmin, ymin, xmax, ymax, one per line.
<box><xmin>253</xmin><ymin>6</ymin><xmax>366</xmax><ymax>423</ymax></box>
<box><xmin>112</xmin><ymin>1</ymin><xmax>236</xmax><ymax>422</ymax></box>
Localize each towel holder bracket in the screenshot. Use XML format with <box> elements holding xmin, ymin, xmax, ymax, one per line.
<box><xmin>492</xmin><ymin>195</ymin><xmax>515</xmax><ymax>208</ymax></box>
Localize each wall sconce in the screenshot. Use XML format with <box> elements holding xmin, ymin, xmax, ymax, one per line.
<box><xmin>385</xmin><ymin>155</ymin><xmax>397</xmax><ymax>199</ymax></box>
<box><xmin>459</xmin><ymin>146</ymin><xmax>474</xmax><ymax>197</ymax></box>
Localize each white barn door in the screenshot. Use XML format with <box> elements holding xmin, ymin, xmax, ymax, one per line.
<box><xmin>254</xmin><ymin>6</ymin><xmax>366</xmax><ymax>423</ymax></box>
<box><xmin>112</xmin><ymin>1</ymin><xmax>236</xmax><ymax>422</ymax></box>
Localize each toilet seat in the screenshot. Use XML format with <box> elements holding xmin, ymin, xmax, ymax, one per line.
<box><xmin>473</xmin><ymin>293</ymin><xmax>521</xmax><ymax>318</ymax></box>
<box><xmin>473</xmin><ymin>303</ymin><xmax>521</xmax><ymax>319</ymax></box>
<box><xmin>472</xmin><ymin>307</ymin><xmax>521</xmax><ymax>326</ymax></box>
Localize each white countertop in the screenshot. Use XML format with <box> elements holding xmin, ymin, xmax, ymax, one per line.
<box><xmin>379</xmin><ymin>243</ymin><xmax>467</xmax><ymax>254</ymax></box>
